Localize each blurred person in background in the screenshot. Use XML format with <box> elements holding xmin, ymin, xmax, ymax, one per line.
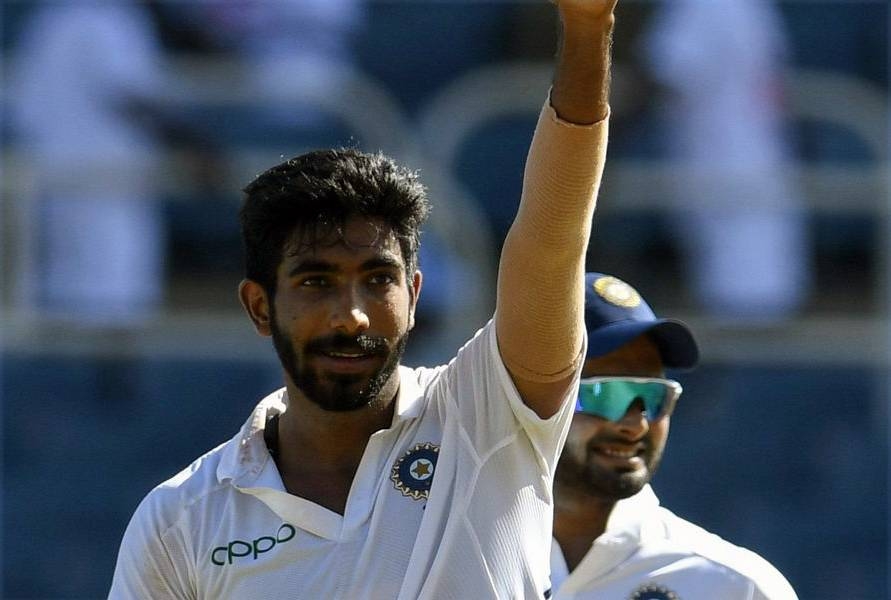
<box><xmin>642</xmin><ymin>0</ymin><xmax>810</xmax><ymax>322</ymax></box>
<box><xmin>167</xmin><ymin>0</ymin><xmax>365</xmax><ymax>129</ymax></box>
<box><xmin>550</xmin><ymin>272</ymin><xmax>798</xmax><ymax>599</ymax></box>
<box><xmin>9</xmin><ymin>0</ymin><xmax>171</xmax><ymax>326</ymax></box>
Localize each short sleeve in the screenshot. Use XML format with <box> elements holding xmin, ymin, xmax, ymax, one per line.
<box><xmin>108</xmin><ymin>493</ymin><xmax>194</xmax><ymax>600</ymax></box>
<box><xmin>440</xmin><ymin>320</ymin><xmax>579</xmax><ymax>475</ymax></box>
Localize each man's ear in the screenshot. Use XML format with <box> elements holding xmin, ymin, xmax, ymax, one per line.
<box><xmin>407</xmin><ymin>270</ymin><xmax>423</xmax><ymax>331</ymax></box>
<box><xmin>239</xmin><ymin>279</ymin><xmax>272</xmax><ymax>337</ymax></box>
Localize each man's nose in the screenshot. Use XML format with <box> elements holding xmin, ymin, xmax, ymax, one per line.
<box><xmin>616</xmin><ymin>398</ymin><xmax>649</xmax><ymax>437</ymax></box>
<box><xmin>329</xmin><ymin>285</ymin><xmax>370</xmax><ymax>335</ymax></box>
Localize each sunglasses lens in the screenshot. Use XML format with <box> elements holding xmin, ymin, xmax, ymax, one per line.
<box><xmin>576</xmin><ymin>380</ymin><xmax>672</xmax><ymax>421</ymax></box>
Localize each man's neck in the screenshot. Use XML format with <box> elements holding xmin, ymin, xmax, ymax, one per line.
<box><xmin>553</xmin><ymin>485</ymin><xmax>616</xmax><ymax>572</ymax></box>
<box><xmin>272</xmin><ymin>379</ymin><xmax>399</xmax><ymax>514</ymax></box>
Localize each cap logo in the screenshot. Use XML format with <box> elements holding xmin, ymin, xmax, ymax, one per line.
<box><xmin>629</xmin><ymin>582</ymin><xmax>679</xmax><ymax>600</ymax></box>
<box><xmin>594</xmin><ymin>276</ymin><xmax>641</xmax><ymax>308</ymax></box>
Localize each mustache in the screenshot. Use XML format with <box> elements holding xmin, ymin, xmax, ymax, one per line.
<box><xmin>305</xmin><ymin>333</ymin><xmax>389</xmax><ymax>356</ymax></box>
<box><xmin>587</xmin><ymin>433</ymin><xmax>649</xmax><ymax>452</ymax></box>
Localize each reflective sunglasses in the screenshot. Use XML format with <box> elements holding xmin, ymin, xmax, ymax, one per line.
<box><xmin>575</xmin><ymin>377</ymin><xmax>683</xmax><ymax>422</ymax></box>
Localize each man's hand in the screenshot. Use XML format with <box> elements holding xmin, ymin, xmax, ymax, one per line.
<box><xmin>554</xmin><ymin>0</ymin><xmax>618</xmax><ymax>21</ymax></box>
<box><xmin>550</xmin><ymin>0</ymin><xmax>616</xmax><ymax>124</ymax></box>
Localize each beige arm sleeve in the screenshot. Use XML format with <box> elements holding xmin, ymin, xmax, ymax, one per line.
<box><xmin>495</xmin><ymin>98</ymin><xmax>608</xmax><ymax>383</ymax></box>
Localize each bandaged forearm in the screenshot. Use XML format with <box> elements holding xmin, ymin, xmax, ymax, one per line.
<box><xmin>496</xmin><ymin>99</ymin><xmax>609</xmax><ymax>382</ymax></box>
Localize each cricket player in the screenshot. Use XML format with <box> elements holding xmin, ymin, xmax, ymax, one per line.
<box><xmin>109</xmin><ymin>1</ymin><xmax>617</xmax><ymax>597</ymax></box>
<box><xmin>550</xmin><ymin>273</ymin><xmax>798</xmax><ymax>599</ymax></box>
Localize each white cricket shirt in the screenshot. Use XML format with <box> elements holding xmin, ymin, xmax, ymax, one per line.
<box><xmin>550</xmin><ymin>485</ymin><xmax>799</xmax><ymax>600</ymax></box>
<box><xmin>110</xmin><ymin>322</ymin><xmax>578</xmax><ymax>599</ymax></box>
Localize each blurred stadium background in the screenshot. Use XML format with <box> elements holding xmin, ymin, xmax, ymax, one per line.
<box><xmin>0</xmin><ymin>0</ymin><xmax>887</xmax><ymax>597</ymax></box>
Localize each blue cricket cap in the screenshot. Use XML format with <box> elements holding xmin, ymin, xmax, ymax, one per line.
<box><xmin>584</xmin><ymin>273</ymin><xmax>699</xmax><ymax>369</ymax></box>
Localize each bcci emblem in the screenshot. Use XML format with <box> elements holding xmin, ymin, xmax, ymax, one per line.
<box><xmin>628</xmin><ymin>583</ymin><xmax>680</xmax><ymax>600</ymax></box>
<box><xmin>594</xmin><ymin>276</ymin><xmax>641</xmax><ymax>308</ymax></box>
<box><xmin>391</xmin><ymin>442</ymin><xmax>439</xmax><ymax>501</ymax></box>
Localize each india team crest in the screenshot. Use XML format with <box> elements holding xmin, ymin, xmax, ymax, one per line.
<box><xmin>628</xmin><ymin>582</ymin><xmax>680</xmax><ymax>600</ymax></box>
<box><xmin>390</xmin><ymin>442</ymin><xmax>439</xmax><ymax>500</ymax></box>
<box><xmin>594</xmin><ymin>275</ymin><xmax>641</xmax><ymax>308</ymax></box>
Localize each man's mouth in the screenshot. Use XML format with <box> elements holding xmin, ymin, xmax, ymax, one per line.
<box><xmin>325</xmin><ymin>350</ymin><xmax>371</xmax><ymax>359</ymax></box>
<box><xmin>600</xmin><ymin>447</ymin><xmax>639</xmax><ymax>459</ymax></box>
<box><xmin>592</xmin><ymin>443</ymin><xmax>647</xmax><ymax>469</ymax></box>
<box><xmin>305</xmin><ymin>334</ymin><xmax>390</xmax><ymax>375</ymax></box>
<box><xmin>314</xmin><ymin>345</ymin><xmax>386</xmax><ymax>374</ymax></box>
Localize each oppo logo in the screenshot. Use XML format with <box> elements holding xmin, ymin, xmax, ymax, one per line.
<box><xmin>211</xmin><ymin>524</ymin><xmax>296</xmax><ymax>566</ymax></box>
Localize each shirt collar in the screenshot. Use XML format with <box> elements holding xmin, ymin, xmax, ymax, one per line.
<box><xmin>605</xmin><ymin>484</ymin><xmax>661</xmax><ymax>533</ymax></box>
<box><xmin>598</xmin><ymin>484</ymin><xmax>665</xmax><ymax>548</ymax></box>
<box><xmin>217</xmin><ymin>387</ymin><xmax>286</xmax><ymax>486</ymax></box>
<box><xmin>555</xmin><ymin>485</ymin><xmax>664</xmax><ymax>592</ymax></box>
<box><xmin>391</xmin><ymin>365</ymin><xmax>425</xmax><ymax>422</ymax></box>
<box><xmin>217</xmin><ymin>366</ymin><xmax>425</xmax><ymax>486</ymax></box>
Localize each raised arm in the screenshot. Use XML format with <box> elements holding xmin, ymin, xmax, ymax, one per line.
<box><xmin>495</xmin><ymin>0</ymin><xmax>617</xmax><ymax>418</ymax></box>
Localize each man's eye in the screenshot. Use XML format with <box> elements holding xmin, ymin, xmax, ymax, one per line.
<box><xmin>369</xmin><ymin>273</ymin><xmax>396</xmax><ymax>286</ymax></box>
<box><xmin>300</xmin><ymin>276</ymin><xmax>328</xmax><ymax>287</ymax></box>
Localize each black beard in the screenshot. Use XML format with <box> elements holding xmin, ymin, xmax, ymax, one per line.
<box><xmin>555</xmin><ymin>439</ymin><xmax>664</xmax><ymax>501</ymax></box>
<box><xmin>270</xmin><ymin>317</ymin><xmax>408</xmax><ymax>412</ymax></box>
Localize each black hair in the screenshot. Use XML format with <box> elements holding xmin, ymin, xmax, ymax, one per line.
<box><xmin>240</xmin><ymin>148</ymin><xmax>430</xmax><ymax>293</ymax></box>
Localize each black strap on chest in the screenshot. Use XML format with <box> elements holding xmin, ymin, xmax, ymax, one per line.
<box><xmin>264</xmin><ymin>412</ymin><xmax>280</xmax><ymax>459</ymax></box>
